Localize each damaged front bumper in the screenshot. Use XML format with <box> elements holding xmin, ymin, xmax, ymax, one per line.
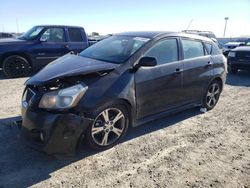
<box><xmin>20</xmin><ymin>102</ymin><xmax>93</xmax><ymax>156</ymax></box>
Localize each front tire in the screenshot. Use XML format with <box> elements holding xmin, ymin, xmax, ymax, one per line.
<box><xmin>85</xmin><ymin>102</ymin><xmax>129</xmax><ymax>150</ymax></box>
<box><xmin>202</xmin><ymin>80</ymin><xmax>222</xmax><ymax>111</ymax></box>
<box><xmin>2</xmin><ymin>55</ymin><xmax>31</xmax><ymax>78</ymax></box>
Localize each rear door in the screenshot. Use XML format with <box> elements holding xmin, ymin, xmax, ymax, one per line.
<box><xmin>67</xmin><ymin>27</ymin><xmax>89</xmax><ymax>53</ymax></box>
<box><xmin>181</xmin><ymin>38</ymin><xmax>213</xmax><ymax>103</ymax></box>
<box><xmin>135</xmin><ymin>38</ymin><xmax>184</xmax><ymax>119</ymax></box>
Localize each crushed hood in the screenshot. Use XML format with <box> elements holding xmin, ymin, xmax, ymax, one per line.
<box><xmin>26</xmin><ymin>54</ymin><xmax>119</xmax><ymax>85</ymax></box>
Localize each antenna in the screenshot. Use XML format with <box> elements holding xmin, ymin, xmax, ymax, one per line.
<box><xmin>186</xmin><ymin>19</ymin><xmax>193</xmax><ymax>30</ymax></box>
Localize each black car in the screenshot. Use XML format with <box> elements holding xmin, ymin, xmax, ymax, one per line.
<box><xmin>0</xmin><ymin>32</ymin><xmax>16</xmax><ymax>39</ymax></box>
<box><xmin>20</xmin><ymin>31</ymin><xmax>227</xmax><ymax>155</ymax></box>
<box><xmin>227</xmin><ymin>39</ymin><xmax>250</xmax><ymax>74</ymax></box>
<box><xmin>0</xmin><ymin>25</ymin><xmax>89</xmax><ymax>78</ymax></box>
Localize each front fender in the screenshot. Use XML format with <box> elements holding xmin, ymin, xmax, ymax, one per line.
<box><xmin>78</xmin><ymin>69</ymin><xmax>136</xmax><ymax>120</ymax></box>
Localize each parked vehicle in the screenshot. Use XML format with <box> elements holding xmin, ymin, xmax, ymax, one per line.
<box><xmin>227</xmin><ymin>40</ymin><xmax>250</xmax><ymax>74</ymax></box>
<box><xmin>0</xmin><ymin>25</ymin><xmax>90</xmax><ymax>78</ymax></box>
<box><xmin>0</xmin><ymin>32</ymin><xmax>16</xmax><ymax>39</ymax></box>
<box><xmin>20</xmin><ymin>31</ymin><xmax>227</xmax><ymax>155</ymax></box>
<box><xmin>222</xmin><ymin>41</ymin><xmax>245</xmax><ymax>57</ymax></box>
<box><xmin>88</xmin><ymin>34</ymin><xmax>112</xmax><ymax>46</ymax></box>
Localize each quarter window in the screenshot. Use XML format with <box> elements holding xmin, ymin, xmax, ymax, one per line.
<box><xmin>40</xmin><ymin>28</ymin><xmax>65</xmax><ymax>42</ymax></box>
<box><xmin>145</xmin><ymin>39</ymin><xmax>178</xmax><ymax>65</ymax></box>
<box><xmin>205</xmin><ymin>43</ymin><xmax>212</xmax><ymax>54</ymax></box>
<box><xmin>211</xmin><ymin>43</ymin><xmax>221</xmax><ymax>55</ymax></box>
<box><xmin>68</xmin><ymin>28</ymin><xmax>83</xmax><ymax>42</ymax></box>
<box><xmin>182</xmin><ymin>39</ymin><xmax>205</xmax><ymax>59</ymax></box>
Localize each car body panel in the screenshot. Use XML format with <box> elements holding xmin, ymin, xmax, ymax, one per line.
<box><xmin>181</xmin><ymin>56</ymin><xmax>213</xmax><ymax>103</ymax></box>
<box><xmin>135</xmin><ymin>61</ymin><xmax>183</xmax><ymax>119</ymax></box>
<box><xmin>21</xmin><ymin>102</ymin><xmax>93</xmax><ymax>155</ymax></box>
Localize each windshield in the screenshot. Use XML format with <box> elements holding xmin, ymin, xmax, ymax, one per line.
<box><xmin>18</xmin><ymin>26</ymin><xmax>44</xmax><ymax>40</ymax></box>
<box><xmin>80</xmin><ymin>35</ymin><xmax>150</xmax><ymax>64</ymax></box>
<box><xmin>245</xmin><ymin>39</ymin><xmax>250</xmax><ymax>46</ymax></box>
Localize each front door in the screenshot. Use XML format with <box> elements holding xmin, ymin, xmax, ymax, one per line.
<box><xmin>32</xmin><ymin>27</ymin><xmax>69</xmax><ymax>69</ymax></box>
<box><xmin>135</xmin><ymin>38</ymin><xmax>184</xmax><ymax>119</ymax></box>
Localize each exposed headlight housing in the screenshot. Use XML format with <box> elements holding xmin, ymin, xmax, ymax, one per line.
<box><xmin>228</xmin><ymin>51</ymin><xmax>236</xmax><ymax>58</ymax></box>
<box><xmin>39</xmin><ymin>83</ymin><xmax>88</xmax><ymax>109</ymax></box>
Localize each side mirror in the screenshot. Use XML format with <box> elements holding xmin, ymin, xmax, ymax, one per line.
<box><xmin>136</xmin><ymin>57</ymin><xmax>157</xmax><ymax>68</ymax></box>
<box><xmin>40</xmin><ymin>37</ymin><xmax>47</xmax><ymax>43</ymax></box>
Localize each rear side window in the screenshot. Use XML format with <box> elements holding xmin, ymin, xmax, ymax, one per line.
<box><xmin>182</xmin><ymin>39</ymin><xmax>205</xmax><ymax>59</ymax></box>
<box><xmin>145</xmin><ymin>38</ymin><xmax>178</xmax><ymax>65</ymax></box>
<box><xmin>68</xmin><ymin>28</ymin><xmax>83</xmax><ymax>42</ymax></box>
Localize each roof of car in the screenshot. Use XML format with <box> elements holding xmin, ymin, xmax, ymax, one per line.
<box><xmin>115</xmin><ymin>31</ymin><xmax>213</xmax><ymax>42</ymax></box>
<box><xmin>116</xmin><ymin>31</ymin><xmax>170</xmax><ymax>38</ymax></box>
<box><xmin>35</xmin><ymin>25</ymin><xmax>83</xmax><ymax>29</ymax></box>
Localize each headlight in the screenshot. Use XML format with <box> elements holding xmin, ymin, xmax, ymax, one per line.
<box><xmin>39</xmin><ymin>83</ymin><xmax>88</xmax><ymax>109</ymax></box>
<box><xmin>228</xmin><ymin>51</ymin><xmax>236</xmax><ymax>57</ymax></box>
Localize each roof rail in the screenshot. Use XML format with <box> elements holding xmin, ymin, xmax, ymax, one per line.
<box><xmin>182</xmin><ymin>30</ymin><xmax>214</xmax><ymax>34</ymax></box>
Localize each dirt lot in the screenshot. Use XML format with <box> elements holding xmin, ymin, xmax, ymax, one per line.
<box><xmin>0</xmin><ymin>71</ymin><xmax>250</xmax><ymax>188</ymax></box>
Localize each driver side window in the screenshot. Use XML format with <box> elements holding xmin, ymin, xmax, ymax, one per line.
<box><xmin>40</xmin><ymin>28</ymin><xmax>65</xmax><ymax>42</ymax></box>
<box><xmin>145</xmin><ymin>38</ymin><xmax>178</xmax><ymax>65</ymax></box>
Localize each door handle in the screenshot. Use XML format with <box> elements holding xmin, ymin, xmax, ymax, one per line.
<box><xmin>206</xmin><ymin>61</ymin><xmax>213</xmax><ymax>68</ymax></box>
<box><xmin>174</xmin><ymin>68</ymin><xmax>183</xmax><ymax>74</ymax></box>
<box><xmin>64</xmin><ymin>44</ymin><xmax>71</xmax><ymax>51</ymax></box>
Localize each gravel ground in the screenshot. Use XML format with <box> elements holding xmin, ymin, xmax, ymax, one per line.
<box><xmin>0</xmin><ymin>71</ymin><xmax>250</xmax><ymax>188</ymax></box>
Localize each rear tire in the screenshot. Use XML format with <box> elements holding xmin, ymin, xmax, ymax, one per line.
<box><xmin>202</xmin><ymin>80</ymin><xmax>222</xmax><ymax>111</ymax></box>
<box><xmin>2</xmin><ymin>55</ymin><xmax>31</xmax><ymax>78</ymax></box>
<box><xmin>85</xmin><ymin>102</ymin><xmax>129</xmax><ymax>150</ymax></box>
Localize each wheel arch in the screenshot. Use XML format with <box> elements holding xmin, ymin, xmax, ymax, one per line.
<box><xmin>213</xmin><ymin>77</ymin><xmax>223</xmax><ymax>90</ymax></box>
<box><xmin>113</xmin><ymin>98</ymin><xmax>133</xmax><ymax>126</ymax></box>
<box><xmin>77</xmin><ymin>98</ymin><xmax>133</xmax><ymax>151</ymax></box>
<box><xmin>97</xmin><ymin>98</ymin><xmax>133</xmax><ymax>127</ymax></box>
<box><xmin>0</xmin><ymin>52</ymin><xmax>33</xmax><ymax>68</ymax></box>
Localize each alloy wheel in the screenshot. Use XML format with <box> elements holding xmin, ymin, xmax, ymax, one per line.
<box><xmin>91</xmin><ymin>108</ymin><xmax>125</xmax><ymax>146</ymax></box>
<box><xmin>206</xmin><ymin>83</ymin><xmax>220</xmax><ymax>108</ymax></box>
